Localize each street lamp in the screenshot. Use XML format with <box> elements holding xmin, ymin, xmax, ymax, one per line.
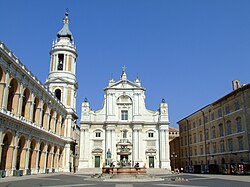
<box><xmin>171</xmin><ymin>152</ymin><xmax>178</xmax><ymax>170</ymax></box>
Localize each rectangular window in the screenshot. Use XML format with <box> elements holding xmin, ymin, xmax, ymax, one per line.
<box><xmin>212</xmin><ymin>142</ymin><xmax>216</xmax><ymax>153</ymax></box>
<box><xmin>199</xmin><ymin>132</ymin><xmax>203</xmax><ymax>142</ymax></box>
<box><xmin>220</xmin><ymin>141</ymin><xmax>225</xmax><ymax>152</ymax></box>
<box><xmin>205</xmin><ymin>129</ymin><xmax>209</xmax><ymax>140</ymax></box>
<box><xmin>212</xmin><ymin>127</ymin><xmax>216</xmax><ymax>139</ymax></box>
<box><xmin>228</xmin><ymin>139</ymin><xmax>233</xmax><ymax>151</ymax></box>
<box><xmin>148</xmin><ymin>132</ymin><xmax>154</xmax><ymax>138</ymax></box>
<box><xmin>189</xmin><ymin>147</ymin><xmax>192</xmax><ymax>156</ymax></box>
<box><xmin>227</xmin><ymin>121</ymin><xmax>232</xmax><ymax>135</ymax></box>
<box><xmin>193</xmin><ymin>122</ymin><xmax>196</xmax><ymax>128</ymax></box>
<box><xmin>194</xmin><ymin>133</ymin><xmax>197</xmax><ymax>143</ymax></box>
<box><xmin>238</xmin><ymin>137</ymin><xmax>243</xmax><ymax>150</ymax></box>
<box><xmin>211</xmin><ymin>112</ymin><xmax>214</xmax><ymax>121</ymax></box>
<box><xmin>235</xmin><ymin>100</ymin><xmax>240</xmax><ymax>111</ymax></box>
<box><xmin>200</xmin><ymin>146</ymin><xmax>203</xmax><ymax>155</ymax></box>
<box><xmin>225</xmin><ymin>105</ymin><xmax>230</xmax><ymax>114</ymax></box>
<box><xmin>206</xmin><ymin>143</ymin><xmax>210</xmax><ymax>154</ymax></box>
<box><xmin>121</xmin><ymin>110</ymin><xmax>128</xmax><ymax>120</ymax></box>
<box><xmin>237</xmin><ymin>118</ymin><xmax>242</xmax><ymax>132</ymax></box>
<box><xmin>199</xmin><ymin>119</ymin><xmax>202</xmax><ymax>126</ymax></box>
<box><xmin>205</xmin><ymin>116</ymin><xmax>208</xmax><ymax>124</ymax></box>
<box><xmin>219</xmin><ymin>124</ymin><xmax>224</xmax><ymax>137</ymax></box>
<box><xmin>189</xmin><ymin>136</ymin><xmax>192</xmax><ymax>144</ymax></box>
<box><xmin>218</xmin><ymin>109</ymin><xmax>222</xmax><ymax>118</ymax></box>
<box><xmin>96</xmin><ymin>132</ymin><xmax>101</xmax><ymax>137</ymax></box>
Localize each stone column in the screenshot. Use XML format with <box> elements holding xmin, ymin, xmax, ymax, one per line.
<box><xmin>29</xmin><ymin>94</ymin><xmax>35</xmax><ymax>122</ymax></box>
<box><xmin>111</xmin><ymin>128</ymin><xmax>116</xmax><ymax>161</ymax></box>
<box><xmin>38</xmin><ymin>101</ymin><xmax>44</xmax><ymax>127</ymax></box>
<box><xmin>63</xmin><ymin>143</ymin><xmax>71</xmax><ymax>172</ymax></box>
<box><xmin>0</xmin><ymin>128</ymin><xmax>3</xmax><ymax>162</ymax></box>
<box><xmin>133</xmin><ymin>125</ymin><xmax>142</xmax><ymax>165</ymax></box>
<box><xmin>58</xmin><ymin>118</ymin><xmax>62</xmax><ymax>136</ymax></box>
<box><xmin>105</xmin><ymin>128</ymin><xmax>111</xmax><ymax>154</ymax></box>
<box><xmin>133</xmin><ymin>129</ymin><xmax>138</xmax><ymax>163</ymax></box>
<box><xmin>50</xmin><ymin>146</ymin><xmax>54</xmax><ymax>172</ymax></box>
<box><xmin>159</xmin><ymin>125</ymin><xmax>170</xmax><ymax>169</ymax></box>
<box><xmin>46</xmin><ymin>113</ymin><xmax>51</xmax><ymax>130</ymax></box>
<box><xmin>56</xmin><ymin>152</ymin><xmax>59</xmax><ymax>172</ymax></box>
<box><xmin>11</xmin><ymin>133</ymin><xmax>19</xmax><ymax>171</ymax></box>
<box><xmin>17</xmin><ymin>84</ymin><xmax>23</xmax><ymax>117</ymax></box>
<box><xmin>35</xmin><ymin>142</ymin><xmax>40</xmax><ymax>174</ymax></box>
<box><xmin>165</xmin><ymin>128</ymin><xmax>170</xmax><ymax>168</ymax></box>
<box><xmin>79</xmin><ymin>125</ymin><xmax>89</xmax><ymax>169</ymax></box>
<box><xmin>24</xmin><ymin>139</ymin><xmax>31</xmax><ymax>174</ymax></box>
<box><xmin>43</xmin><ymin>144</ymin><xmax>48</xmax><ymax>173</ymax></box>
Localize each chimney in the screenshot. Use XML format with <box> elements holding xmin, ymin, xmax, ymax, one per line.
<box><xmin>232</xmin><ymin>80</ymin><xmax>241</xmax><ymax>90</ymax></box>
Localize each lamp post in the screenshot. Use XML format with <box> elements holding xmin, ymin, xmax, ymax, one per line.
<box><xmin>171</xmin><ymin>152</ymin><xmax>178</xmax><ymax>170</ymax></box>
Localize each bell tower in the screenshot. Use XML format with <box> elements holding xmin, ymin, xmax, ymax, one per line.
<box><xmin>45</xmin><ymin>10</ymin><xmax>78</xmax><ymax>172</ymax></box>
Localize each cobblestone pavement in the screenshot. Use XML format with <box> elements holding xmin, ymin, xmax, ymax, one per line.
<box><xmin>0</xmin><ymin>172</ymin><xmax>249</xmax><ymax>187</ymax></box>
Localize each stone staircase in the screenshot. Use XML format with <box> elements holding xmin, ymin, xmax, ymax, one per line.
<box><xmin>77</xmin><ymin>168</ymin><xmax>102</xmax><ymax>175</ymax></box>
<box><xmin>147</xmin><ymin>168</ymin><xmax>172</xmax><ymax>175</ymax></box>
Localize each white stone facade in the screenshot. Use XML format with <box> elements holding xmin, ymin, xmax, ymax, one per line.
<box><xmin>79</xmin><ymin>70</ymin><xmax>171</xmax><ymax>170</ymax></box>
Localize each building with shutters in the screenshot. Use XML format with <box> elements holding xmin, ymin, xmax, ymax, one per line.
<box><xmin>178</xmin><ymin>80</ymin><xmax>250</xmax><ymax>174</ymax></box>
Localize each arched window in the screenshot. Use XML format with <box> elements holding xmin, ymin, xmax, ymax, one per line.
<box><xmin>41</xmin><ymin>104</ymin><xmax>47</xmax><ymax>128</ymax></box>
<box><xmin>21</xmin><ymin>88</ymin><xmax>30</xmax><ymax>118</ymax></box>
<box><xmin>7</xmin><ymin>79</ymin><xmax>18</xmax><ymax>112</ymax></box>
<box><xmin>122</xmin><ymin>130</ymin><xmax>127</xmax><ymax>138</ymax></box>
<box><xmin>57</xmin><ymin>54</ymin><xmax>64</xmax><ymax>70</ymax></box>
<box><xmin>55</xmin><ymin>89</ymin><xmax>62</xmax><ymax>101</ymax></box>
<box><xmin>48</xmin><ymin>109</ymin><xmax>54</xmax><ymax>130</ymax></box>
<box><xmin>32</xmin><ymin>97</ymin><xmax>39</xmax><ymax>123</ymax></box>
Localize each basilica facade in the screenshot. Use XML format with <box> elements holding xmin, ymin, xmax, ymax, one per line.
<box><xmin>0</xmin><ymin>12</ymin><xmax>78</xmax><ymax>177</ymax></box>
<box><xmin>79</xmin><ymin>69</ymin><xmax>171</xmax><ymax>170</ymax></box>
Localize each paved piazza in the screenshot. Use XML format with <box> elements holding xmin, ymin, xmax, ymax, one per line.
<box><xmin>0</xmin><ymin>173</ymin><xmax>250</xmax><ymax>187</ymax></box>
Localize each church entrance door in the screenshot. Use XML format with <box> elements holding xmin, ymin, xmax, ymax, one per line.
<box><xmin>149</xmin><ymin>156</ymin><xmax>154</xmax><ymax>168</ymax></box>
<box><xmin>95</xmin><ymin>156</ymin><xmax>100</xmax><ymax>168</ymax></box>
<box><xmin>120</xmin><ymin>155</ymin><xmax>128</xmax><ymax>166</ymax></box>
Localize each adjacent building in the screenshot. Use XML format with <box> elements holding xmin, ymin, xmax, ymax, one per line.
<box><xmin>178</xmin><ymin>80</ymin><xmax>250</xmax><ymax>174</ymax></box>
<box><xmin>169</xmin><ymin>128</ymin><xmax>180</xmax><ymax>171</ymax></box>
<box><xmin>79</xmin><ymin>69</ymin><xmax>171</xmax><ymax>170</ymax></box>
<box><xmin>0</xmin><ymin>11</ymin><xmax>78</xmax><ymax>177</ymax></box>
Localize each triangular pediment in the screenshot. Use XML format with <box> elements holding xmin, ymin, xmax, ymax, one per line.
<box><xmin>106</xmin><ymin>80</ymin><xmax>144</xmax><ymax>90</ymax></box>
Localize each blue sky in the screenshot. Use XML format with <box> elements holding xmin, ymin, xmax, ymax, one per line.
<box><xmin>1</xmin><ymin>0</ymin><xmax>250</xmax><ymax>128</ymax></box>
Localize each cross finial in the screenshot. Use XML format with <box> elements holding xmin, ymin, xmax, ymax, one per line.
<box><xmin>122</xmin><ymin>66</ymin><xmax>126</xmax><ymax>72</ymax></box>
<box><xmin>121</xmin><ymin>66</ymin><xmax>127</xmax><ymax>80</ymax></box>
<box><xmin>66</xmin><ymin>8</ymin><xmax>69</xmax><ymax>16</ymax></box>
